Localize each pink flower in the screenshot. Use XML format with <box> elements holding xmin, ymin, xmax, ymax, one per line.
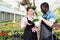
<box><xmin>31</xmin><ymin>27</ymin><xmax>37</xmax><ymax>32</ymax></box>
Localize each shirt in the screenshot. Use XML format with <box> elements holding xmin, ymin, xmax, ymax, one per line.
<box><xmin>42</xmin><ymin>10</ymin><xmax>56</xmax><ymax>23</ymax></box>
<box><xmin>21</xmin><ymin>16</ymin><xmax>35</xmax><ymax>28</ymax></box>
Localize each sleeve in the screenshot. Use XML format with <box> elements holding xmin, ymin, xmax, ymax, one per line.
<box><xmin>49</xmin><ymin>14</ymin><xmax>56</xmax><ymax>23</ymax></box>
<box><xmin>21</xmin><ymin>17</ymin><xmax>27</xmax><ymax>28</ymax></box>
<box><xmin>49</xmin><ymin>18</ymin><xmax>55</xmax><ymax>22</ymax></box>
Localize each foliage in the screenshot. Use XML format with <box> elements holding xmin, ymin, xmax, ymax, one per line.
<box><xmin>32</xmin><ymin>18</ymin><xmax>39</xmax><ymax>23</ymax></box>
<box><xmin>54</xmin><ymin>29</ymin><xmax>60</xmax><ymax>39</ymax></box>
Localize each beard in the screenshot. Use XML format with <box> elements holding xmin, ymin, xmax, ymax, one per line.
<box><xmin>42</xmin><ymin>11</ymin><xmax>46</xmax><ymax>14</ymax></box>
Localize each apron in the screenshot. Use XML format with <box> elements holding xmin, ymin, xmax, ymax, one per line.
<box><xmin>40</xmin><ymin>16</ymin><xmax>53</xmax><ymax>40</ymax></box>
<box><xmin>24</xmin><ymin>17</ymin><xmax>37</xmax><ymax>40</ymax></box>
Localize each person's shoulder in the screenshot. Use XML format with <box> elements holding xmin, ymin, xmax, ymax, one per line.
<box><xmin>49</xmin><ymin>12</ymin><xmax>56</xmax><ymax>20</ymax></box>
<box><xmin>49</xmin><ymin>11</ymin><xmax>55</xmax><ymax>16</ymax></box>
<box><xmin>21</xmin><ymin>16</ymin><xmax>27</xmax><ymax>20</ymax></box>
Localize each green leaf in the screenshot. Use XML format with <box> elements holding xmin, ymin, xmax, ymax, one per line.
<box><xmin>32</xmin><ymin>19</ymin><xmax>39</xmax><ymax>23</ymax></box>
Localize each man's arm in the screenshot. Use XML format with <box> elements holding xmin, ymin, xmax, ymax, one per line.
<box><xmin>42</xmin><ymin>18</ymin><xmax>55</xmax><ymax>27</ymax></box>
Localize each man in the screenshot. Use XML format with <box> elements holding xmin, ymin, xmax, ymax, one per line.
<box><xmin>39</xmin><ymin>2</ymin><xmax>56</xmax><ymax>40</ymax></box>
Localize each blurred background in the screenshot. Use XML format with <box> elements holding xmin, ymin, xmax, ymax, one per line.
<box><xmin>0</xmin><ymin>0</ymin><xmax>60</xmax><ymax>40</ymax></box>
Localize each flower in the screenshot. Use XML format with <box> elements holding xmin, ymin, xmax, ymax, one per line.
<box><xmin>32</xmin><ymin>18</ymin><xmax>40</xmax><ymax>26</ymax></box>
<box><xmin>13</xmin><ymin>34</ymin><xmax>21</xmax><ymax>38</ymax></box>
<box><xmin>1</xmin><ymin>31</ymin><xmax>5</xmax><ymax>36</ymax></box>
<box><xmin>5</xmin><ymin>32</ymin><xmax>8</xmax><ymax>36</ymax></box>
<box><xmin>31</xmin><ymin>18</ymin><xmax>39</xmax><ymax>32</ymax></box>
<box><xmin>31</xmin><ymin>26</ymin><xmax>37</xmax><ymax>32</ymax></box>
<box><xmin>8</xmin><ymin>32</ymin><xmax>12</xmax><ymax>36</ymax></box>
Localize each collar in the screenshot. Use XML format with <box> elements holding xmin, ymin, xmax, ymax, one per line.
<box><xmin>42</xmin><ymin>10</ymin><xmax>50</xmax><ymax>18</ymax></box>
<box><xmin>46</xmin><ymin>10</ymin><xmax>50</xmax><ymax>15</ymax></box>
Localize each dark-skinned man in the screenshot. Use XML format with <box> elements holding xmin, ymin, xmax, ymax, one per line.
<box><xmin>39</xmin><ymin>2</ymin><xmax>56</xmax><ymax>40</ymax></box>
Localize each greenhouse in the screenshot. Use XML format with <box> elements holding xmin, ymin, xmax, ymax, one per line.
<box><xmin>0</xmin><ymin>0</ymin><xmax>60</xmax><ymax>40</ymax></box>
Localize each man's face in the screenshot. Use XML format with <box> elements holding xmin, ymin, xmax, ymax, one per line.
<box><xmin>41</xmin><ymin>6</ymin><xmax>48</xmax><ymax>14</ymax></box>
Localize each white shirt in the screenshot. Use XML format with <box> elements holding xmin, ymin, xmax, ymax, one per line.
<box><xmin>21</xmin><ymin>16</ymin><xmax>35</xmax><ymax>28</ymax></box>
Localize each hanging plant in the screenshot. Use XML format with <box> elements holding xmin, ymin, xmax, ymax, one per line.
<box><xmin>26</xmin><ymin>0</ymin><xmax>30</xmax><ymax>4</ymax></box>
<box><xmin>31</xmin><ymin>6</ymin><xmax>36</xmax><ymax>10</ymax></box>
<box><xmin>21</xmin><ymin>0</ymin><xmax>31</xmax><ymax>5</ymax></box>
<box><xmin>20</xmin><ymin>0</ymin><xmax>26</xmax><ymax>5</ymax></box>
